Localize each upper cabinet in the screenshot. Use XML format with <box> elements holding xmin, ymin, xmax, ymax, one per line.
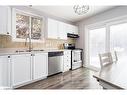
<box><xmin>66</xmin><ymin>24</ymin><xmax>78</xmax><ymax>34</ymax></box>
<box><xmin>58</xmin><ymin>21</ymin><xmax>67</xmax><ymax>40</ymax></box>
<box><xmin>47</xmin><ymin>18</ymin><xmax>58</xmax><ymax>39</ymax></box>
<box><xmin>0</xmin><ymin>6</ymin><xmax>11</xmax><ymax>35</ymax></box>
<box><xmin>47</xmin><ymin>18</ymin><xmax>78</xmax><ymax>39</ymax></box>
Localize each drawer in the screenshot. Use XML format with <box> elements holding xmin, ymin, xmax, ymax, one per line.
<box><xmin>64</xmin><ymin>56</ymin><xmax>71</xmax><ymax>60</ymax></box>
<box><xmin>64</xmin><ymin>63</ymin><xmax>71</xmax><ymax>69</ymax></box>
<box><xmin>64</xmin><ymin>59</ymin><xmax>71</xmax><ymax>63</ymax></box>
<box><xmin>64</xmin><ymin>51</ymin><xmax>71</xmax><ymax>55</ymax></box>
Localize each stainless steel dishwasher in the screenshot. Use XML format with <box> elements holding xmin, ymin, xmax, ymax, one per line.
<box><xmin>48</xmin><ymin>51</ymin><xmax>63</xmax><ymax>76</ymax></box>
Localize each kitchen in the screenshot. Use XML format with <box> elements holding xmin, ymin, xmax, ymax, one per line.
<box><xmin>0</xmin><ymin>6</ymin><xmax>83</xmax><ymax>89</ymax></box>
<box><xmin>1</xmin><ymin>5</ymin><xmax>127</xmax><ymax>90</ymax></box>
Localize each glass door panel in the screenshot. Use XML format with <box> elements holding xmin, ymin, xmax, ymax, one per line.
<box><xmin>110</xmin><ymin>23</ymin><xmax>127</xmax><ymax>63</ymax></box>
<box><xmin>89</xmin><ymin>28</ymin><xmax>106</xmax><ymax>68</ymax></box>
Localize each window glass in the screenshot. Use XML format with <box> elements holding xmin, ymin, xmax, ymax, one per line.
<box><xmin>31</xmin><ymin>17</ymin><xmax>42</xmax><ymax>40</ymax></box>
<box><xmin>89</xmin><ymin>28</ymin><xmax>106</xmax><ymax>68</ymax></box>
<box><xmin>110</xmin><ymin>23</ymin><xmax>127</xmax><ymax>62</ymax></box>
<box><xmin>16</xmin><ymin>13</ymin><xmax>29</xmax><ymax>39</ymax></box>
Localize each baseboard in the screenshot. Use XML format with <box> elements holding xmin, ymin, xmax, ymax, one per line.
<box><xmin>12</xmin><ymin>76</ymin><xmax>47</xmax><ymax>89</ymax></box>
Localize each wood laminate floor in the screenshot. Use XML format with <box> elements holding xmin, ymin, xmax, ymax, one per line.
<box><xmin>17</xmin><ymin>67</ymin><xmax>101</xmax><ymax>89</ymax></box>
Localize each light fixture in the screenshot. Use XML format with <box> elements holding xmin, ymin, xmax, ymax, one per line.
<box><xmin>73</xmin><ymin>5</ymin><xmax>89</xmax><ymax>15</ymax></box>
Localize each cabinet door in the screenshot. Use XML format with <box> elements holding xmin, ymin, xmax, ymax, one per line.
<box><xmin>63</xmin><ymin>51</ymin><xmax>71</xmax><ymax>72</ymax></box>
<box><xmin>74</xmin><ymin>26</ymin><xmax>78</xmax><ymax>34</ymax></box>
<box><xmin>11</xmin><ymin>54</ymin><xmax>31</xmax><ymax>87</ymax></box>
<box><xmin>66</xmin><ymin>24</ymin><xmax>74</xmax><ymax>34</ymax></box>
<box><xmin>47</xmin><ymin>18</ymin><xmax>58</xmax><ymax>39</ymax></box>
<box><xmin>33</xmin><ymin>53</ymin><xmax>48</xmax><ymax>80</ymax></box>
<box><xmin>58</xmin><ymin>22</ymin><xmax>67</xmax><ymax>40</ymax></box>
<box><xmin>0</xmin><ymin>56</ymin><xmax>10</xmax><ymax>87</ymax></box>
<box><xmin>0</xmin><ymin>6</ymin><xmax>11</xmax><ymax>35</ymax></box>
<box><xmin>66</xmin><ymin>24</ymin><xmax>78</xmax><ymax>34</ymax></box>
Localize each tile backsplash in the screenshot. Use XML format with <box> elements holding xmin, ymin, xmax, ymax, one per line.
<box><xmin>0</xmin><ymin>35</ymin><xmax>76</xmax><ymax>49</ymax></box>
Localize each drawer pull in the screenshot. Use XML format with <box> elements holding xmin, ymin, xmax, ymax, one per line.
<box><xmin>8</xmin><ymin>56</ymin><xmax>10</xmax><ymax>58</ymax></box>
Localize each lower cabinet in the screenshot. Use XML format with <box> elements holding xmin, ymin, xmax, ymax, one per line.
<box><xmin>0</xmin><ymin>55</ymin><xmax>11</xmax><ymax>88</ymax></box>
<box><xmin>11</xmin><ymin>54</ymin><xmax>31</xmax><ymax>87</ymax></box>
<box><xmin>11</xmin><ymin>53</ymin><xmax>48</xmax><ymax>88</ymax></box>
<box><xmin>63</xmin><ymin>50</ymin><xmax>71</xmax><ymax>72</ymax></box>
<box><xmin>0</xmin><ymin>52</ymin><xmax>54</xmax><ymax>88</ymax></box>
<box><xmin>32</xmin><ymin>53</ymin><xmax>48</xmax><ymax>80</ymax></box>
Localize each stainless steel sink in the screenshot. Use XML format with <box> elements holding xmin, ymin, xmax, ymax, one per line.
<box><xmin>31</xmin><ymin>49</ymin><xmax>44</xmax><ymax>52</ymax></box>
<box><xmin>15</xmin><ymin>49</ymin><xmax>44</xmax><ymax>53</ymax></box>
<box><xmin>15</xmin><ymin>50</ymin><xmax>30</xmax><ymax>53</ymax></box>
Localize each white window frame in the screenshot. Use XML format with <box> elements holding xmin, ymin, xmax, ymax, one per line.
<box><xmin>84</xmin><ymin>15</ymin><xmax>127</xmax><ymax>69</ymax></box>
<box><xmin>12</xmin><ymin>8</ymin><xmax>44</xmax><ymax>43</ymax></box>
<box><xmin>85</xmin><ymin>24</ymin><xmax>107</xmax><ymax>68</ymax></box>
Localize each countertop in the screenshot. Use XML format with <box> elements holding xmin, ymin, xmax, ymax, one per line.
<box><xmin>0</xmin><ymin>48</ymin><xmax>71</xmax><ymax>56</ymax></box>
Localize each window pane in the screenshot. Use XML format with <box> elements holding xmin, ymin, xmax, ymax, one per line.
<box><xmin>89</xmin><ymin>28</ymin><xmax>106</xmax><ymax>68</ymax></box>
<box><xmin>16</xmin><ymin>13</ymin><xmax>29</xmax><ymax>39</ymax></box>
<box><xmin>31</xmin><ymin>17</ymin><xmax>42</xmax><ymax>40</ymax></box>
<box><xmin>110</xmin><ymin>23</ymin><xmax>127</xmax><ymax>62</ymax></box>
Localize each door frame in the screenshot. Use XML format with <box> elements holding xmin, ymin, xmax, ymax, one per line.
<box><xmin>84</xmin><ymin>16</ymin><xmax>127</xmax><ymax>70</ymax></box>
<box><xmin>85</xmin><ymin>24</ymin><xmax>107</xmax><ymax>69</ymax></box>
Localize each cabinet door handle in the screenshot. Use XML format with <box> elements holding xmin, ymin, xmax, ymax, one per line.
<box><xmin>8</xmin><ymin>56</ymin><xmax>10</xmax><ymax>58</ymax></box>
<box><xmin>31</xmin><ymin>54</ymin><xmax>35</xmax><ymax>56</ymax></box>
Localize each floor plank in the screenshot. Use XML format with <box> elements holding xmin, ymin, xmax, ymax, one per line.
<box><xmin>17</xmin><ymin>67</ymin><xmax>102</xmax><ymax>89</ymax></box>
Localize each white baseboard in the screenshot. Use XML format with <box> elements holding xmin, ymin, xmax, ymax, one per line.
<box><xmin>12</xmin><ymin>76</ymin><xmax>47</xmax><ymax>89</ymax></box>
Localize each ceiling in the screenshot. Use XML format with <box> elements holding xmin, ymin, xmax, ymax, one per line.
<box><xmin>31</xmin><ymin>6</ymin><xmax>115</xmax><ymax>22</ymax></box>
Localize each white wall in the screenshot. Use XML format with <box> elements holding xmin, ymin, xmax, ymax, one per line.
<box><xmin>76</xmin><ymin>6</ymin><xmax>127</xmax><ymax>65</ymax></box>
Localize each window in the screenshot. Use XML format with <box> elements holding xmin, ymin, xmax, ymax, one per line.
<box><xmin>16</xmin><ymin>13</ymin><xmax>30</xmax><ymax>39</ymax></box>
<box><xmin>89</xmin><ymin>27</ymin><xmax>106</xmax><ymax>68</ymax></box>
<box><xmin>31</xmin><ymin>17</ymin><xmax>42</xmax><ymax>40</ymax></box>
<box><xmin>110</xmin><ymin>23</ymin><xmax>127</xmax><ymax>63</ymax></box>
<box><xmin>86</xmin><ymin>18</ymin><xmax>127</xmax><ymax>70</ymax></box>
<box><xmin>12</xmin><ymin>9</ymin><xmax>44</xmax><ymax>42</ymax></box>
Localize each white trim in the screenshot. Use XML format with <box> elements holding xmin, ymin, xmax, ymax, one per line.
<box><xmin>14</xmin><ymin>8</ymin><xmax>43</xmax><ymax>19</ymax></box>
<box><xmin>85</xmin><ymin>25</ymin><xmax>107</xmax><ymax>68</ymax></box>
<box><xmin>12</xmin><ymin>8</ymin><xmax>44</xmax><ymax>43</ymax></box>
<box><xmin>84</xmin><ymin>14</ymin><xmax>127</xmax><ymax>69</ymax></box>
<box><xmin>86</xmin><ymin>14</ymin><xmax>127</xmax><ymax>29</ymax></box>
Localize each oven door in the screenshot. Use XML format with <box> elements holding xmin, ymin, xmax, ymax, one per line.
<box><xmin>71</xmin><ymin>50</ymin><xmax>82</xmax><ymax>70</ymax></box>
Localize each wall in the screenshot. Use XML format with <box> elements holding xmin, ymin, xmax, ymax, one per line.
<box><xmin>75</xmin><ymin>6</ymin><xmax>127</xmax><ymax>65</ymax></box>
<box><xmin>0</xmin><ymin>35</ymin><xmax>75</xmax><ymax>49</ymax></box>
<box><xmin>0</xmin><ymin>6</ymin><xmax>75</xmax><ymax>50</ymax></box>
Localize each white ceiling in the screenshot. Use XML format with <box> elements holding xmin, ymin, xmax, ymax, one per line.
<box><xmin>31</xmin><ymin>6</ymin><xmax>115</xmax><ymax>22</ymax></box>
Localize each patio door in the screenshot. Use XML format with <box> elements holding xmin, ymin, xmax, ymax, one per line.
<box><xmin>89</xmin><ymin>27</ymin><xmax>106</xmax><ymax>68</ymax></box>
<box><xmin>110</xmin><ymin>22</ymin><xmax>127</xmax><ymax>63</ymax></box>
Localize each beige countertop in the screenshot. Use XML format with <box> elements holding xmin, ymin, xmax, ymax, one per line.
<box><xmin>0</xmin><ymin>48</ymin><xmax>71</xmax><ymax>56</ymax></box>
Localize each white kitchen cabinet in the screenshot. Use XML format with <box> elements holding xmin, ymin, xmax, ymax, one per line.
<box><xmin>32</xmin><ymin>53</ymin><xmax>48</xmax><ymax>80</ymax></box>
<box><xmin>74</xmin><ymin>26</ymin><xmax>78</xmax><ymax>34</ymax></box>
<box><xmin>47</xmin><ymin>18</ymin><xmax>58</xmax><ymax>39</ymax></box>
<box><xmin>47</xmin><ymin>18</ymin><xmax>78</xmax><ymax>40</ymax></box>
<box><xmin>58</xmin><ymin>22</ymin><xmax>67</xmax><ymax>40</ymax></box>
<box><xmin>66</xmin><ymin>24</ymin><xmax>78</xmax><ymax>34</ymax></box>
<box><xmin>63</xmin><ymin>50</ymin><xmax>71</xmax><ymax>72</ymax></box>
<box><xmin>0</xmin><ymin>55</ymin><xmax>11</xmax><ymax>88</ymax></box>
<box><xmin>11</xmin><ymin>54</ymin><xmax>31</xmax><ymax>87</ymax></box>
<box><xmin>0</xmin><ymin>6</ymin><xmax>11</xmax><ymax>35</ymax></box>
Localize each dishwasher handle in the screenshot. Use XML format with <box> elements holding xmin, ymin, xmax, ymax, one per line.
<box><xmin>48</xmin><ymin>51</ymin><xmax>63</xmax><ymax>57</ymax></box>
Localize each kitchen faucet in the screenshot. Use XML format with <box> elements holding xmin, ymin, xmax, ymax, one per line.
<box><xmin>25</xmin><ymin>33</ymin><xmax>32</xmax><ymax>52</ymax></box>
